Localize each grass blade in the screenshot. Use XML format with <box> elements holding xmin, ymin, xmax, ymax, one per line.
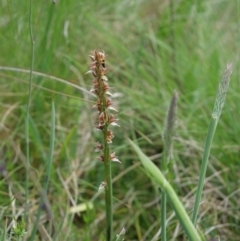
<box><xmin>129</xmin><ymin>139</ymin><xmax>203</xmax><ymax>241</ymax></box>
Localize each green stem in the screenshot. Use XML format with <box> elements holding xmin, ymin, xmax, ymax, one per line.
<box><xmin>192</xmin><ymin>64</ymin><xmax>232</xmax><ymax>225</ymax></box>
<box><xmin>161</xmin><ymin>148</ymin><xmax>168</xmax><ymax>241</ymax></box>
<box><xmin>104</xmin><ymin>133</ymin><xmax>113</xmax><ymax>241</ymax></box>
<box><xmin>191</xmin><ymin>117</ymin><xmax>218</xmax><ymax>225</ymax></box>
<box><xmin>161</xmin><ymin>90</ymin><xmax>177</xmax><ymax>240</ymax></box>
<box><xmin>161</xmin><ymin>191</ymin><xmax>167</xmax><ymax>241</ymax></box>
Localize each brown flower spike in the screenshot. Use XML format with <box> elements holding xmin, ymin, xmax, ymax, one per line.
<box><xmin>88</xmin><ymin>50</ymin><xmax>120</xmax><ymax>155</ymax></box>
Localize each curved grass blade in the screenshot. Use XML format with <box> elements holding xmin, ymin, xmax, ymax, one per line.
<box><xmin>128</xmin><ymin>139</ymin><xmax>203</xmax><ymax>241</ymax></box>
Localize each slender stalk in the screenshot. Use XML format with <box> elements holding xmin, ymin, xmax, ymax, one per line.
<box><xmin>191</xmin><ymin>118</ymin><xmax>217</xmax><ymax>225</ymax></box>
<box><xmin>161</xmin><ymin>139</ymin><xmax>168</xmax><ymax>241</ymax></box>
<box><xmin>161</xmin><ymin>192</ymin><xmax>167</xmax><ymax>241</ymax></box>
<box><xmin>192</xmin><ymin>64</ymin><xmax>233</xmax><ymax>226</ymax></box>
<box><xmin>161</xmin><ymin>142</ymin><xmax>168</xmax><ymax>241</ymax></box>
<box><xmin>103</xmin><ymin>142</ymin><xmax>113</xmax><ymax>240</ymax></box>
<box><xmin>161</xmin><ymin>91</ymin><xmax>178</xmax><ymax>241</ymax></box>
<box><xmin>25</xmin><ymin>0</ymin><xmax>34</xmax><ymax>222</ymax></box>
<box><xmin>129</xmin><ymin>139</ymin><xmax>202</xmax><ymax>241</ymax></box>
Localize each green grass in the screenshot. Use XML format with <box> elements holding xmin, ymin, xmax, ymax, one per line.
<box><xmin>0</xmin><ymin>0</ymin><xmax>239</xmax><ymax>240</ymax></box>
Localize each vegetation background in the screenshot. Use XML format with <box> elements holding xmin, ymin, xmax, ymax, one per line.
<box><xmin>0</xmin><ymin>0</ymin><xmax>239</xmax><ymax>240</ymax></box>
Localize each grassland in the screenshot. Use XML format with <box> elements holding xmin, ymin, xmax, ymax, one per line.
<box><xmin>0</xmin><ymin>0</ymin><xmax>239</xmax><ymax>240</ymax></box>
